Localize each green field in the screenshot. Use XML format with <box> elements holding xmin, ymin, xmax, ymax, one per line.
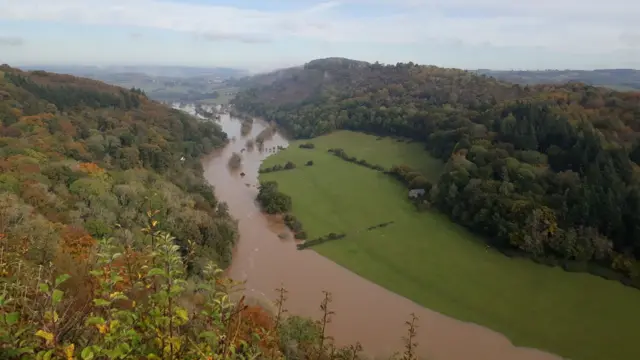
<box><xmin>260</xmin><ymin>130</ymin><xmax>640</xmax><ymax>360</ymax></box>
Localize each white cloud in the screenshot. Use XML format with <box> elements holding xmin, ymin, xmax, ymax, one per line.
<box><xmin>0</xmin><ymin>0</ymin><xmax>638</xmax><ymax>55</ymax></box>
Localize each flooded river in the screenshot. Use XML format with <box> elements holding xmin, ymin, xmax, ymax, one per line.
<box><xmin>196</xmin><ymin>109</ymin><xmax>562</xmax><ymax>360</ymax></box>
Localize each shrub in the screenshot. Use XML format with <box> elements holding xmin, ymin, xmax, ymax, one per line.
<box><xmin>228</xmin><ymin>152</ymin><xmax>242</xmax><ymax>169</ymax></box>
<box><xmin>246</xmin><ymin>138</ymin><xmax>255</xmax><ymax>151</ymax></box>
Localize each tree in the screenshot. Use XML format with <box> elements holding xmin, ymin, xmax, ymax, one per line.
<box><xmin>228</xmin><ymin>152</ymin><xmax>242</xmax><ymax>169</ymax></box>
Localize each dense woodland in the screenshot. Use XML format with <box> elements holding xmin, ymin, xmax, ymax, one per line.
<box><xmin>233</xmin><ymin>57</ymin><xmax>640</xmax><ymax>286</ymax></box>
<box><xmin>0</xmin><ymin>65</ymin><xmax>238</xmax><ymax>274</ymax></box>
<box><xmin>0</xmin><ymin>66</ymin><xmax>427</xmax><ymax>359</ymax></box>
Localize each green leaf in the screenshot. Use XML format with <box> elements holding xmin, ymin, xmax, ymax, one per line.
<box><xmin>93</xmin><ymin>299</ymin><xmax>111</xmax><ymax>307</ymax></box>
<box><xmin>85</xmin><ymin>316</ymin><xmax>106</xmax><ymax>326</ymax></box>
<box><xmin>38</xmin><ymin>283</ymin><xmax>49</xmax><ymax>293</ymax></box>
<box><xmin>5</xmin><ymin>312</ymin><xmax>19</xmax><ymax>325</ymax></box>
<box><xmin>175</xmin><ymin>308</ymin><xmax>188</xmax><ymax>321</ymax></box>
<box><xmin>199</xmin><ymin>331</ymin><xmax>217</xmax><ymax>339</ymax></box>
<box><xmin>43</xmin><ymin>349</ymin><xmax>54</xmax><ymax>360</ymax></box>
<box><xmin>14</xmin><ymin>327</ymin><xmax>28</xmax><ymax>337</ymax></box>
<box><xmin>52</xmin><ymin>289</ymin><xmax>64</xmax><ymax>305</ymax></box>
<box><xmin>81</xmin><ymin>347</ymin><xmax>94</xmax><ymax>360</ymax></box>
<box><xmin>16</xmin><ymin>348</ymin><xmax>34</xmax><ymax>355</ymax></box>
<box><xmin>55</xmin><ymin>274</ymin><xmax>71</xmax><ymax>287</ymax></box>
<box><xmin>146</xmin><ymin>268</ymin><xmax>165</xmax><ymax>277</ymax></box>
<box><xmin>117</xmin><ymin>343</ymin><xmax>131</xmax><ymax>355</ymax></box>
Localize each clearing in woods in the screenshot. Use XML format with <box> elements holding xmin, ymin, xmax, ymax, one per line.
<box><xmin>259</xmin><ymin>130</ymin><xmax>640</xmax><ymax>360</ymax></box>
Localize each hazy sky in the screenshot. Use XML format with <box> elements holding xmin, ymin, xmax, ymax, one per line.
<box><xmin>0</xmin><ymin>0</ymin><xmax>638</xmax><ymax>71</ymax></box>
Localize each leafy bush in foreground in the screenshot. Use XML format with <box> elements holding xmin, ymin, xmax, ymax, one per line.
<box><xmin>0</xmin><ymin>214</ymin><xmax>421</xmax><ymax>360</ymax></box>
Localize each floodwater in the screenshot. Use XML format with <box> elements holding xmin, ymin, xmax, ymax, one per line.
<box><xmin>195</xmin><ymin>108</ymin><xmax>563</xmax><ymax>360</ymax></box>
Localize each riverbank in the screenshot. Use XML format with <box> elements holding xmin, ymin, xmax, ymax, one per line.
<box><xmin>195</xmin><ymin>111</ymin><xmax>565</xmax><ymax>360</ymax></box>
<box><xmin>258</xmin><ymin>130</ymin><xmax>640</xmax><ymax>360</ymax></box>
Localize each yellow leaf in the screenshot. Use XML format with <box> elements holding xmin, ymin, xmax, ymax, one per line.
<box><xmin>64</xmin><ymin>344</ymin><xmax>75</xmax><ymax>360</ymax></box>
<box><xmin>109</xmin><ymin>291</ymin><xmax>124</xmax><ymax>299</ymax></box>
<box><xmin>151</xmin><ymin>220</ymin><xmax>158</xmax><ymax>227</ymax></box>
<box><xmin>96</xmin><ymin>324</ymin><xmax>108</xmax><ymax>334</ymax></box>
<box><xmin>35</xmin><ymin>330</ymin><xmax>54</xmax><ymax>345</ymax></box>
<box><xmin>175</xmin><ymin>308</ymin><xmax>188</xmax><ymax>321</ymax></box>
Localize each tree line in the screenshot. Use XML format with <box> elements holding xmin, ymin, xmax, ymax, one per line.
<box><xmin>233</xmin><ymin>58</ymin><xmax>640</xmax><ymax>287</ymax></box>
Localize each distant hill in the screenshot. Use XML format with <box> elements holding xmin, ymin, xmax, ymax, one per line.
<box><xmin>17</xmin><ymin>65</ymin><xmax>249</xmax><ymax>103</ymax></box>
<box><xmin>18</xmin><ymin>64</ymin><xmax>248</xmax><ymax>79</ymax></box>
<box><xmin>477</xmin><ymin>69</ymin><xmax>640</xmax><ymax>91</ymax></box>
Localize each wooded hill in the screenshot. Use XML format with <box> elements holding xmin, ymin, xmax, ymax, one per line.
<box><xmin>233</xmin><ymin>57</ymin><xmax>640</xmax><ymax>286</ymax></box>
<box><xmin>0</xmin><ymin>65</ymin><xmax>238</xmax><ymax>275</ymax></box>
<box><xmin>0</xmin><ymin>65</ymin><xmax>393</xmax><ymax>360</ymax></box>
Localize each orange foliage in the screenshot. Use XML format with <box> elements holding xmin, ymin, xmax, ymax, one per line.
<box><xmin>78</xmin><ymin>162</ymin><xmax>105</xmax><ymax>176</ymax></box>
<box><xmin>237</xmin><ymin>305</ymin><xmax>278</xmax><ymax>353</ymax></box>
<box><xmin>60</xmin><ymin>226</ymin><xmax>96</xmax><ymax>261</ymax></box>
<box><xmin>58</xmin><ymin>119</ymin><xmax>77</xmax><ymax>137</ymax></box>
<box><xmin>5</xmin><ymin>155</ymin><xmax>40</xmax><ymax>173</ymax></box>
<box><xmin>19</xmin><ymin>114</ymin><xmax>51</xmax><ymax>127</ymax></box>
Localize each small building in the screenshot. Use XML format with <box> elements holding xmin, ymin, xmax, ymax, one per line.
<box><xmin>408</xmin><ymin>189</ymin><xmax>425</xmax><ymax>199</ymax></box>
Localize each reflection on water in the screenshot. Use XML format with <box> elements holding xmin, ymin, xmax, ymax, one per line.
<box><xmin>192</xmin><ymin>108</ymin><xmax>561</xmax><ymax>360</ymax></box>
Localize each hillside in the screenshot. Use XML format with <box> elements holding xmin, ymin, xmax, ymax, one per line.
<box><xmin>477</xmin><ymin>69</ymin><xmax>640</xmax><ymax>91</ymax></box>
<box><xmin>19</xmin><ymin>65</ymin><xmax>247</xmax><ymax>103</ymax></box>
<box><xmin>0</xmin><ymin>65</ymin><xmax>238</xmax><ymax>272</ymax></box>
<box><xmin>0</xmin><ymin>65</ymin><xmax>401</xmax><ymax>360</ymax></box>
<box><xmin>233</xmin><ymin>58</ymin><xmax>640</xmax><ymax>287</ymax></box>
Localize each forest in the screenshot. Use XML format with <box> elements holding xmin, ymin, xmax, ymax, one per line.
<box><xmin>233</xmin><ymin>57</ymin><xmax>640</xmax><ymax>287</ymax></box>
<box><xmin>1</xmin><ymin>66</ymin><xmax>427</xmax><ymax>359</ymax></box>
<box><xmin>0</xmin><ymin>65</ymin><xmax>240</xmax><ymax>273</ymax></box>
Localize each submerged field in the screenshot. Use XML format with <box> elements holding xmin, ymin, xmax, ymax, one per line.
<box><xmin>259</xmin><ymin>130</ymin><xmax>640</xmax><ymax>360</ymax></box>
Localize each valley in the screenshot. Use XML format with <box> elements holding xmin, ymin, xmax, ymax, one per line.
<box><xmin>4</xmin><ymin>58</ymin><xmax>640</xmax><ymax>360</ymax></box>
<box><xmin>257</xmin><ymin>130</ymin><xmax>640</xmax><ymax>360</ymax></box>
<box><xmin>198</xmin><ymin>112</ymin><xmax>562</xmax><ymax>360</ymax></box>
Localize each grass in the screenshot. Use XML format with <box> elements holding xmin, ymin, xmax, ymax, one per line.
<box><xmin>298</xmin><ymin>131</ymin><xmax>444</xmax><ymax>181</ymax></box>
<box><xmin>197</xmin><ymin>87</ymin><xmax>239</xmax><ymax>105</ymax></box>
<box><xmin>260</xmin><ymin>130</ymin><xmax>640</xmax><ymax>360</ymax></box>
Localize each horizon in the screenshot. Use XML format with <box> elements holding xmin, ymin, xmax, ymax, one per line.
<box><xmin>1</xmin><ymin>0</ymin><xmax>638</xmax><ymax>71</ymax></box>
<box><xmin>7</xmin><ymin>61</ymin><xmax>640</xmax><ymax>76</ymax></box>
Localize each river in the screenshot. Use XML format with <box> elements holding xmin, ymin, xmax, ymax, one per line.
<box><xmin>191</xmin><ymin>107</ymin><xmax>562</xmax><ymax>360</ymax></box>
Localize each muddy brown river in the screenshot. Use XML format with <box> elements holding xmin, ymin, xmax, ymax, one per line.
<box><xmin>194</xmin><ymin>108</ymin><xmax>562</xmax><ymax>360</ymax></box>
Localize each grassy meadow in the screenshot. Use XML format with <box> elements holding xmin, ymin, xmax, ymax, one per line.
<box><xmin>259</xmin><ymin>130</ymin><xmax>640</xmax><ymax>360</ymax></box>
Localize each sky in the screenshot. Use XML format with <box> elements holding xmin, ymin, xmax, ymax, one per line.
<box><xmin>0</xmin><ymin>0</ymin><xmax>639</xmax><ymax>72</ymax></box>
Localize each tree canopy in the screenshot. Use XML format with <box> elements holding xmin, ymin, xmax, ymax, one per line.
<box><xmin>233</xmin><ymin>58</ymin><xmax>640</xmax><ymax>286</ymax></box>
<box><xmin>0</xmin><ymin>66</ymin><xmax>237</xmax><ymax>273</ymax></box>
